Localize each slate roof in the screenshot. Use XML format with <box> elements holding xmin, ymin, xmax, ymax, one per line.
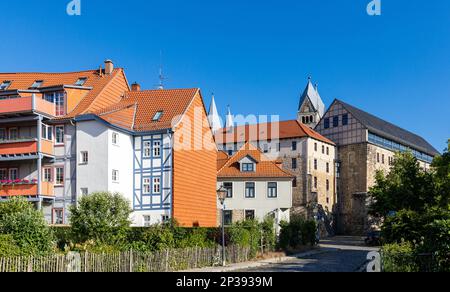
<box><xmin>336</xmin><ymin>99</ymin><xmax>440</xmax><ymax>156</ymax></box>
<box><xmin>298</xmin><ymin>80</ymin><xmax>326</xmax><ymax>117</ymax></box>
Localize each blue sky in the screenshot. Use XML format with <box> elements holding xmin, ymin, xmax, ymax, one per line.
<box><xmin>1</xmin><ymin>0</ymin><xmax>449</xmax><ymax>151</ymax></box>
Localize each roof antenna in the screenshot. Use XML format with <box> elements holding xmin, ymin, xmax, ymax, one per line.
<box><xmin>157</xmin><ymin>50</ymin><xmax>166</xmax><ymax>90</ymax></box>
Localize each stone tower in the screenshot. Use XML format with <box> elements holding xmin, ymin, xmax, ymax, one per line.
<box><xmin>297</xmin><ymin>77</ymin><xmax>325</xmax><ymax>129</ymax></box>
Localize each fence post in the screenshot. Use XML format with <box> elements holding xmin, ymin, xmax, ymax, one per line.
<box><xmin>129</xmin><ymin>249</ymin><xmax>133</xmax><ymax>272</ymax></box>
<box><xmin>165</xmin><ymin>249</ymin><xmax>170</xmax><ymax>272</ymax></box>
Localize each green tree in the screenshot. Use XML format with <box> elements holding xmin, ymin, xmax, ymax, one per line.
<box><xmin>69</xmin><ymin>192</ymin><xmax>132</xmax><ymax>246</ymax></box>
<box><xmin>0</xmin><ymin>198</ymin><xmax>54</xmax><ymax>255</ymax></box>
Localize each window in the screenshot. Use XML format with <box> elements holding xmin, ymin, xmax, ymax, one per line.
<box><xmin>80</xmin><ymin>151</ymin><xmax>88</xmax><ymax>164</ymax></box>
<box><xmin>162</xmin><ymin>215</ymin><xmax>170</xmax><ymax>223</ymax></box>
<box><xmin>326</xmin><ymin>179</ymin><xmax>330</xmax><ymax>191</ymax></box>
<box><xmin>326</xmin><ymin>147</ymin><xmax>330</xmax><ymax>155</ymax></box>
<box><xmin>9</xmin><ymin>128</ymin><xmax>18</xmax><ymax>140</ymax></box>
<box><xmin>143</xmin><ymin>178</ymin><xmax>151</xmax><ymax>194</ymax></box>
<box><xmin>44</xmin><ymin>92</ymin><xmax>54</xmax><ymax>103</ymax></box>
<box><xmin>242</xmin><ymin>163</ymin><xmax>255</xmax><ymax>172</ymax></box>
<box><xmin>245</xmin><ymin>210</ymin><xmax>255</xmax><ymax>221</ymax></box>
<box><xmin>263</xmin><ymin>144</ymin><xmax>269</xmax><ymax>153</ymax></box>
<box><xmin>314</xmin><ymin>143</ymin><xmax>318</xmax><ymax>151</ymax></box>
<box><xmin>314</xmin><ymin>177</ymin><xmax>318</xmax><ymax>189</ymax></box>
<box><xmin>143</xmin><ymin>215</ymin><xmax>152</xmax><ymax>227</ymax></box>
<box><xmin>326</xmin><ymin>162</ymin><xmax>330</xmax><ymax>173</ymax></box>
<box><xmin>112</xmin><ymin>170</ymin><xmax>119</xmax><ymax>183</ymax></box>
<box><xmin>43</xmin><ymin>168</ymin><xmax>52</xmax><ymax>182</ymax></box>
<box><xmin>245</xmin><ymin>182</ymin><xmax>255</xmax><ymax>198</ymax></box>
<box><xmin>223</xmin><ymin>182</ymin><xmax>233</xmax><ymax>198</ymax></box>
<box><xmin>9</xmin><ymin>168</ymin><xmax>18</xmax><ymax>180</ymax></box>
<box><xmin>292</xmin><ymin>158</ymin><xmax>297</xmax><ymax>170</ymax></box>
<box><xmin>143</xmin><ymin>141</ymin><xmax>151</xmax><ymax>158</ymax></box>
<box><xmin>314</xmin><ymin>159</ymin><xmax>318</xmax><ymax>170</ymax></box>
<box><xmin>42</xmin><ymin>124</ymin><xmax>53</xmax><ymax>141</ymax></box>
<box><xmin>377</xmin><ymin>153</ymin><xmax>380</xmax><ymax>163</ymax></box>
<box><xmin>224</xmin><ymin>210</ymin><xmax>233</xmax><ymax>225</ymax></box>
<box><xmin>276</xmin><ymin>143</ymin><xmax>281</xmax><ymax>152</ymax></box>
<box><xmin>80</xmin><ymin>188</ymin><xmax>89</xmax><ymax>196</ymax></box>
<box><xmin>53</xmin><ymin>209</ymin><xmax>64</xmax><ymax>225</ymax></box>
<box><xmin>333</xmin><ymin>116</ymin><xmax>339</xmax><ymax>127</ymax></box>
<box><xmin>55</xmin><ymin>126</ymin><xmax>64</xmax><ymax>144</ymax></box>
<box><xmin>153</xmin><ymin>177</ymin><xmax>161</xmax><ymax>194</ymax></box>
<box><xmin>153</xmin><ymin>141</ymin><xmax>161</xmax><ymax>157</ymax></box>
<box><xmin>55</xmin><ymin>167</ymin><xmax>64</xmax><ymax>185</ymax></box>
<box><xmin>342</xmin><ymin>114</ymin><xmax>349</xmax><ymax>126</ymax></box>
<box><xmin>30</xmin><ymin>80</ymin><xmax>43</xmax><ymax>89</ymax></box>
<box><xmin>74</xmin><ymin>77</ymin><xmax>88</xmax><ymax>86</ymax></box>
<box><xmin>54</xmin><ymin>92</ymin><xmax>65</xmax><ymax>116</ymax></box>
<box><xmin>112</xmin><ymin>132</ymin><xmax>119</xmax><ymax>145</ymax></box>
<box><xmin>0</xmin><ymin>128</ymin><xmax>6</xmax><ymax>141</ymax></box>
<box><xmin>152</xmin><ymin>111</ymin><xmax>163</xmax><ymax>122</ymax></box>
<box><xmin>292</xmin><ymin>141</ymin><xmax>297</xmax><ymax>151</ymax></box>
<box><xmin>0</xmin><ymin>81</ymin><xmax>11</xmax><ymax>90</ymax></box>
<box><xmin>324</xmin><ymin>117</ymin><xmax>330</xmax><ymax>129</ymax></box>
<box><xmin>0</xmin><ymin>169</ymin><xmax>6</xmax><ymax>180</ymax></box>
<box><xmin>382</xmin><ymin>154</ymin><xmax>385</xmax><ymax>164</ymax></box>
<box><xmin>292</xmin><ymin>178</ymin><xmax>297</xmax><ymax>188</ymax></box>
<box><xmin>268</xmin><ymin>182</ymin><xmax>278</xmax><ymax>198</ymax></box>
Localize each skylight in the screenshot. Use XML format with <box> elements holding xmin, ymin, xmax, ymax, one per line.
<box><xmin>30</xmin><ymin>80</ymin><xmax>43</xmax><ymax>89</ymax></box>
<box><xmin>152</xmin><ymin>111</ymin><xmax>163</xmax><ymax>122</ymax></box>
<box><xmin>75</xmin><ymin>77</ymin><xmax>88</xmax><ymax>86</ymax></box>
<box><xmin>0</xmin><ymin>81</ymin><xmax>11</xmax><ymax>90</ymax></box>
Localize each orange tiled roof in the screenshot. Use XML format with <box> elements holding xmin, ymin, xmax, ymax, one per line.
<box><xmin>217</xmin><ymin>142</ymin><xmax>295</xmax><ymax>179</ymax></box>
<box><xmin>0</xmin><ymin>68</ymin><xmax>129</xmax><ymax>119</ymax></box>
<box><xmin>217</xmin><ymin>151</ymin><xmax>229</xmax><ymax>170</ymax></box>
<box><xmin>215</xmin><ymin>120</ymin><xmax>335</xmax><ymax>145</ymax></box>
<box><xmin>91</xmin><ymin>88</ymin><xmax>200</xmax><ymax>132</ymax></box>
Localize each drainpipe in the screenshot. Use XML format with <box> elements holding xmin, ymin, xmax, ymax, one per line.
<box><xmin>37</xmin><ymin>115</ymin><xmax>43</xmax><ymax>210</ymax></box>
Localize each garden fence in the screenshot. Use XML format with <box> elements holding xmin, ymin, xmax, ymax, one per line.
<box><xmin>0</xmin><ymin>245</ymin><xmax>251</xmax><ymax>272</ymax></box>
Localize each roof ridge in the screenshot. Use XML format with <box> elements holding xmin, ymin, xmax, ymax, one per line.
<box><xmin>0</xmin><ymin>68</ymin><xmax>124</xmax><ymax>75</ymax></box>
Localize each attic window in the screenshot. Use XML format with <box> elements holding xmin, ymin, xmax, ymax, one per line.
<box><xmin>152</xmin><ymin>111</ymin><xmax>163</xmax><ymax>122</ymax></box>
<box><xmin>31</xmin><ymin>80</ymin><xmax>43</xmax><ymax>89</ymax></box>
<box><xmin>0</xmin><ymin>81</ymin><xmax>11</xmax><ymax>90</ymax></box>
<box><xmin>74</xmin><ymin>77</ymin><xmax>88</xmax><ymax>86</ymax></box>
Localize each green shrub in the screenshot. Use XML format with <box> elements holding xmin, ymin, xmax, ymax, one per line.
<box><xmin>69</xmin><ymin>192</ymin><xmax>132</xmax><ymax>246</ymax></box>
<box><xmin>279</xmin><ymin>216</ymin><xmax>317</xmax><ymax>252</ymax></box>
<box><xmin>0</xmin><ymin>198</ymin><xmax>54</xmax><ymax>255</ymax></box>
<box><xmin>228</xmin><ymin>220</ymin><xmax>261</xmax><ymax>256</ymax></box>
<box><xmin>0</xmin><ymin>235</ymin><xmax>21</xmax><ymax>257</ymax></box>
<box><xmin>381</xmin><ymin>242</ymin><xmax>418</xmax><ymax>272</ymax></box>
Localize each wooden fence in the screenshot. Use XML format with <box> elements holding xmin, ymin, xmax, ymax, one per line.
<box><xmin>0</xmin><ymin>245</ymin><xmax>251</xmax><ymax>272</ymax></box>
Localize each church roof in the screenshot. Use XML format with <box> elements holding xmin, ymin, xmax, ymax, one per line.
<box><xmin>299</xmin><ymin>79</ymin><xmax>326</xmax><ymax>117</ymax></box>
<box><xmin>336</xmin><ymin>99</ymin><xmax>440</xmax><ymax>156</ymax></box>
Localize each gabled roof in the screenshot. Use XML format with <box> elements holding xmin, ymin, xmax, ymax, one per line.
<box><xmin>0</xmin><ymin>68</ymin><xmax>129</xmax><ymax>119</ymax></box>
<box><xmin>215</xmin><ymin>120</ymin><xmax>335</xmax><ymax>145</ymax></box>
<box><xmin>299</xmin><ymin>79</ymin><xmax>326</xmax><ymax>117</ymax></box>
<box><xmin>336</xmin><ymin>99</ymin><xmax>440</xmax><ymax>156</ymax></box>
<box><xmin>217</xmin><ymin>142</ymin><xmax>295</xmax><ymax>179</ymax></box>
<box><xmin>88</xmin><ymin>88</ymin><xmax>200</xmax><ymax>132</ymax></box>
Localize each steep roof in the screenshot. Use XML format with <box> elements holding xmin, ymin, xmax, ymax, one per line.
<box><xmin>89</xmin><ymin>88</ymin><xmax>200</xmax><ymax>132</ymax></box>
<box><xmin>215</xmin><ymin>120</ymin><xmax>335</xmax><ymax>145</ymax></box>
<box><xmin>217</xmin><ymin>142</ymin><xmax>296</xmax><ymax>179</ymax></box>
<box><xmin>336</xmin><ymin>99</ymin><xmax>440</xmax><ymax>156</ymax></box>
<box><xmin>218</xmin><ymin>143</ymin><xmax>295</xmax><ymax>178</ymax></box>
<box><xmin>0</xmin><ymin>68</ymin><xmax>129</xmax><ymax>119</ymax></box>
<box><xmin>299</xmin><ymin>79</ymin><xmax>326</xmax><ymax>117</ymax></box>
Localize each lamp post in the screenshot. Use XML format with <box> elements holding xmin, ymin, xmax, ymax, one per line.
<box><xmin>217</xmin><ymin>186</ymin><xmax>228</xmax><ymax>267</ymax></box>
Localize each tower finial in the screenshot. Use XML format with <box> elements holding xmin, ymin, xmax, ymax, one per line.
<box><xmin>158</xmin><ymin>50</ymin><xmax>165</xmax><ymax>90</ymax></box>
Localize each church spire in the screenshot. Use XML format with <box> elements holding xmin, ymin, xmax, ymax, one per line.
<box><xmin>297</xmin><ymin>77</ymin><xmax>326</xmax><ymax>129</ymax></box>
<box><xmin>225</xmin><ymin>105</ymin><xmax>234</xmax><ymax>129</ymax></box>
<box><xmin>208</xmin><ymin>94</ymin><xmax>222</xmax><ymax>134</ymax></box>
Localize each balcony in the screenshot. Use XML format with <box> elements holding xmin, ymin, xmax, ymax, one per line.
<box><xmin>0</xmin><ymin>181</ymin><xmax>54</xmax><ymax>198</ymax></box>
<box><xmin>0</xmin><ymin>138</ymin><xmax>54</xmax><ymax>158</ymax></box>
<box><xmin>0</xmin><ymin>95</ymin><xmax>55</xmax><ymax>117</ymax></box>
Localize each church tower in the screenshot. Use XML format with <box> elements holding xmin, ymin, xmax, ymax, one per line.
<box><xmin>297</xmin><ymin>77</ymin><xmax>325</xmax><ymax>129</ymax></box>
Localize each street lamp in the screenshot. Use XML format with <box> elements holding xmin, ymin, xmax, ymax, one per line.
<box><xmin>217</xmin><ymin>186</ymin><xmax>228</xmax><ymax>267</ymax></box>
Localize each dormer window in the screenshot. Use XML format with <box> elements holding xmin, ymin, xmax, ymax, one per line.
<box><xmin>152</xmin><ymin>111</ymin><xmax>163</xmax><ymax>122</ymax></box>
<box><xmin>0</xmin><ymin>81</ymin><xmax>11</xmax><ymax>90</ymax></box>
<box><xmin>75</xmin><ymin>77</ymin><xmax>88</xmax><ymax>86</ymax></box>
<box><xmin>242</xmin><ymin>163</ymin><xmax>255</xmax><ymax>172</ymax></box>
<box><xmin>31</xmin><ymin>80</ymin><xmax>43</xmax><ymax>89</ymax></box>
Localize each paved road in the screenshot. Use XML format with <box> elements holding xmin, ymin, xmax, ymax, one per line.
<box><xmin>238</xmin><ymin>236</ymin><xmax>379</xmax><ymax>272</ymax></box>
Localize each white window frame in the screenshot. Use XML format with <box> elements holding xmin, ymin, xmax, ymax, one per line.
<box><xmin>52</xmin><ymin>208</ymin><xmax>64</xmax><ymax>225</ymax></box>
<box><xmin>9</xmin><ymin>168</ymin><xmax>18</xmax><ymax>180</ymax></box>
<box><xmin>143</xmin><ymin>141</ymin><xmax>151</xmax><ymax>158</ymax></box>
<box><xmin>153</xmin><ymin>141</ymin><xmax>161</xmax><ymax>157</ymax></box>
<box><xmin>9</xmin><ymin>128</ymin><xmax>18</xmax><ymax>140</ymax></box>
<box><xmin>80</xmin><ymin>151</ymin><xmax>88</xmax><ymax>165</ymax></box>
<box><xmin>0</xmin><ymin>128</ymin><xmax>6</xmax><ymax>141</ymax></box>
<box><xmin>143</xmin><ymin>178</ymin><xmax>151</xmax><ymax>194</ymax></box>
<box><xmin>143</xmin><ymin>215</ymin><xmax>152</xmax><ymax>227</ymax></box>
<box><xmin>112</xmin><ymin>170</ymin><xmax>119</xmax><ymax>183</ymax></box>
<box><xmin>112</xmin><ymin>132</ymin><xmax>119</xmax><ymax>146</ymax></box>
<box><xmin>153</xmin><ymin>177</ymin><xmax>161</xmax><ymax>194</ymax></box>
<box><xmin>245</xmin><ymin>182</ymin><xmax>256</xmax><ymax>199</ymax></box>
<box><xmin>42</xmin><ymin>124</ymin><xmax>53</xmax><ymax>141</ymax></box>
<box><xmin>55</xmin><ymin>167</ymin><xmax>64</xmax><ymax>186</ymax></box>
<box><xmin>55</xmin><ymin>125</ymin><xmax>64</xmax><ymax>145</ymax></box>
<box><xmin>43</xmin><ymin>167</ymin><xmax>52</xmax><ymax>182</ymax></box>
<box><xmin>0</xmin><ymin>168</ymin><xmax>7</xmax><ymax>180</ymax></box>
<box><xmin>267</xmin><ymin>182</ymin><xmax>278</xmax><ymax>198</ymax></box>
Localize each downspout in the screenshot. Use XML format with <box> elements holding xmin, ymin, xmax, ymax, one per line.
<box><xmin>37</xmin><ymin>115</ymin><xmax>43</xmax><ymax>210</ymax></box>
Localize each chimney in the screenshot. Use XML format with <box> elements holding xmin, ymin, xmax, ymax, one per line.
<box><xmin>131</xmin><ymin>82</ymin><xmax>141</xmax><ymax>92</ymax></box>
<box><xmin>104</xmin><ymin>59</ymin><xmax>114</xmax><ymax>75</ymax></box>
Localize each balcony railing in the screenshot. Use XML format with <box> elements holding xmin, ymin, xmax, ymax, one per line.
<box><xmin>0</xmin><ymin>138</ymin><xmax>54</xmax><ymax>156</ymax></box>
<box><xmin>0</xmin><ymin>95</ymin><xmax>55</xmax><ymax>117</ymax></box>
<box><xmin>0</xmin><ymin>181</ymin><xmax>54</xmax><ymax>197</ymax></box>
